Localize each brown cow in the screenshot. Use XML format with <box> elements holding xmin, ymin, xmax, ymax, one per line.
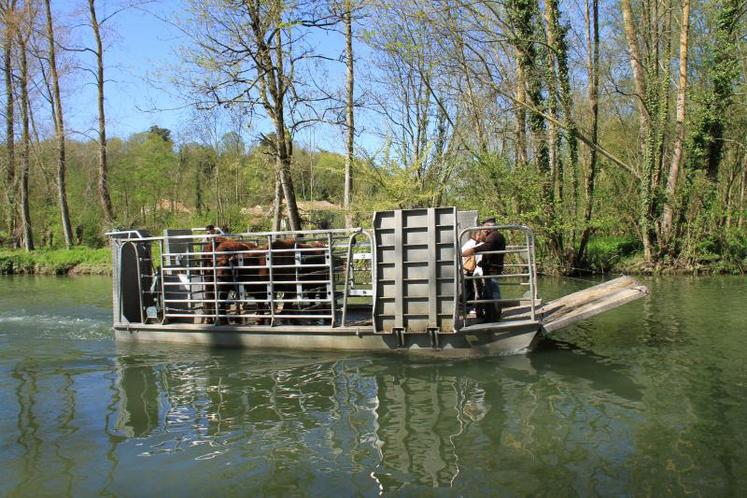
<box><xmin>259</xmin><ymin>239</ymin><xmax>331</xmax><ymax>322</ymax></box>
<box><xmin>198</xmin><ymin>236</ymin><xmax>331</xmax><ymax>325</ymax></box>
<box><xmin>201</xmin><ymin>238</ymin><xmax>263</xmax><ymax>324</ymax></box>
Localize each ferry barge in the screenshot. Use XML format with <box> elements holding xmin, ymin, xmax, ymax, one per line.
<box><xmin>108</xmin><ymin>207</ymin><xmax>648</xmax><ymax>357</ymax></box>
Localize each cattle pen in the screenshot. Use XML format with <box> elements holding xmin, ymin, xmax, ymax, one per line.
<box><xmin>108</xmin><ymin>207</ymin><xmax>648</xmax><ymax>357</ymax></box>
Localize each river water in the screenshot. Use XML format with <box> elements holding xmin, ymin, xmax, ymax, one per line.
<box><xmin>0</xmin><ymin>275</ymin><xmax>745</xmax><ymax>496</ymax></box>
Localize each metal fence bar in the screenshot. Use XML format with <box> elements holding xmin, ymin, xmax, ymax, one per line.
<box><xmin>341</xmin><ymin>232</ymin><xmax>356</xmax><ymax>326</ymax></box>
<box><xmin>211</xmin><ymin>237</ymin><xmax>219</xmax><ymax>324</ymax></box>
<box><xmin>465</xmin><ymin>298</ymin><xmax>537</xmax><ymax>304</ymax></box>
<box><xmin>266</xmin><ymin>235</ymin><xmax>275</xmax><ymax>326</ymax></box>
<box><xmin>159</xmin><ymin>239</ymin><xmax>167</xmax><ymax>324</ymax></box>
<box><xmin>164</xmin><ymin>297</ymin><xmax>333</xmax><ymax>304</ymax></box>
<box><xmin>327</xmin><ymin>231</ymin><xmax>336</xmax><ymax>327</ymax></box>
<box><xmin>109</xmin><ymin>227</ymin><xmax>363</xmax><ymax>243</ymax></box>
<box><xmin>105</xmin><ymin>230</ymin><xmax>144</xmax><ymax>239</ymax></box>
<box><xmin>527</xmin><ymin>230</ymin><xmax>537</xmax><ymax>321</ymax></box>
<box><xmin>161</xmin><ymin>278</ymin><xmax>340</xmax><ymax>286</ymax></box>
<box><xmin>463</xmin><ymin>273</ymin><xmax>532</xmax><ymax>279</ymax></box>
<box><xmin>163</xmin><ymin>312</ymin><xmax>336</xmax><ymax>320</ymax></box>
<box><xmin>158</xmin><ymin>263</ymin><xmax>329</xmax><ymax>271</ymax></box>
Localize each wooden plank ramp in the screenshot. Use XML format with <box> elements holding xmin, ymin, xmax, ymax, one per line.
<box><xmin>540</xmin><ymin>276</ymin><xmax>648</xmax><ymax>334</ymax></box>
<box><xmin>481</xmin><ymin>276</ymin><xmax>648</xmax><ymax>334</ymax></box>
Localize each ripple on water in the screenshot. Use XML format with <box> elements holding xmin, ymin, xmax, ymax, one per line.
<box><xmin>0</xmin><ymin>312</ymin><xmax>112</xmax><ymax>341</ymax></box>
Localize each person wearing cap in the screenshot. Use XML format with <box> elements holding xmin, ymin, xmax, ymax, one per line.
<box><xmin>462</xmin><ymin>219</ymin><xmax>505</xmax><ymax>321</ymax></box>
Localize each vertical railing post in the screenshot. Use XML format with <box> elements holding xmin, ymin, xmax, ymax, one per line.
<box><xmin>525</xmin><ymin>229</ymin><xmax>536</xmax><ymax>322</ymax></box>
<box><xmin>211</xmin><ymin>236</ymin><xmax>219</xmax><ymax>324</ymax></box>
<box><xmin>159</xmin><ymin>239</ymin><xmax>167</xmax><ymax>324</ymax></box>
<box><xmin>365</xmin><ymin>229</ymin><xmax>377</xmax><ymax>329</ymax></box>
<box><xmin>133</xmin><ymin>242</ymin><xmax>145</xmax><ymax>324</ymax></box>
<box><xmin>115</xmin><ymin>240</ymin><xmax>123</xmax><ymax>323</ymax></box>
<box><xmin>186</xmin><ymin>238</ymin><xmax>193</xmax><ymax>313</ymax></box>
<box><xmin>341</xmin><ymin>232</ymin><xmax>356</xmax><ymax>327</ymax></box>
<box><xmin>327</xmin><ymin>231</ymin><xmax>336</xmax><ymax>327</ymax></box>
<box><xmin>267</xmin><ymin>235</ymin><xmax>275</xmax><ymax>326</ymax></box>
<box><xmin>294</xmin><ymin>241</ymin><xmax>302</xmax><ymax>313</ymax></box>
<box><xmin>458</xmin><ymin>229</ymin><xmax>468</xmax><ymax>325</ymax></box>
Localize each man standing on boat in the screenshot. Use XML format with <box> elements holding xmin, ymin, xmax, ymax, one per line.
<box><xmin>462</xmin><ymin>219</ymin><xmax>506</xmax><ymax>321</ymax></box>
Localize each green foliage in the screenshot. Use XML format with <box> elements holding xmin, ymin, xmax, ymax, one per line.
<box><xmin>0</xmin><ymin>247</ymin><xmax>111</xmax><ymax>275</ymax></box>
<box><xmin>452</xmin><ymin>153</ymin><xmax>545</xmax><ymax>224</ymax></box>
<box><xmin>585</xmin><ymin>236</ymin><xmax>642</xmax><ymax>272</ymax></box>
<box><xmin>2</xmin><ymin>0</ymin><xmax>745</xmax><ymax>278</ymax></box>
<box><xmin>686</xmin><ymin>0</ymin><xmax>742</xmax><ymax>179</ymax></box>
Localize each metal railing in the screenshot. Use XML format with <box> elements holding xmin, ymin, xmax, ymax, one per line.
<box><xmin>109</xmin><ymin>228</ymin><xmax>374</xmax><ymax>328</ymax></box>
<box><xmin>110</xmin><ymin>222</ymin><xmax>539</xmax><ymax>331</ymax></box>
<box><xmin>457</xmin><ymin>225</ymin><xmax>538</xmax><ymax>324</ymax></box>
<box><xmin>341</xmin><ymin>230</ymin><xmax>375</xmax><ymax>326</ymax></box>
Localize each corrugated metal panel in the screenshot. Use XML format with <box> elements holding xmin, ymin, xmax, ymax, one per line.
<box><xmin>373</xmin><ymin>207</ymin><xmax>458</xmax><ymax>334</ymax></box>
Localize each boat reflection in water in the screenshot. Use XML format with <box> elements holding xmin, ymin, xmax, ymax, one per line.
<box><xmin>114</xmin><ymin>356</ymin><xmax>162</xmax><ymax>438</ymax></box>
<box><xmin>4</xmin><ymin>341</ymin><xmax>644</xmax><ymax>495</ymax></box>
<box><xmin>104</xmin><ymin>342</ymin><xmax>642</xmax><ymax>494</ymax></box>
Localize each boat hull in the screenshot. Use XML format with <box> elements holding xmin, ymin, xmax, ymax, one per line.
<box><xmin>113</xmin><ymin>322</ymin><xmax>543</xmax><ymax>358</ymax></box>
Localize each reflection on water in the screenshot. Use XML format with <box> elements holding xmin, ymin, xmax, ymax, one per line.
<box><xmin>1</xmin><ymin>275</ymin><xmax>746</xmax><ymax>495</ymax></box>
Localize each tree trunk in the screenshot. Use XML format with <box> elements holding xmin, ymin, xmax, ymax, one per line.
<box><xmin>660</xmin><ymin>0</ymin><xmax>690</xmax><ymax>247</ymax></box>
<box><xmin>276</xmin><ymin>140</ymin><xmax>301</xmax><ymax>231</ymax></box>
<box><xmin>3</xmin><ymin>4</ymin><xmax>17</xmax><ymax>248</ymax></box>
<box><xmin>702</xmin><ymin>0</ymin><xmax>740</xmax><ymax>182</ymax></box>
<box><xmin>738</xmin><ymin>157</ymin><xmax>746</xmax><ymax>229</ymax></box>
<box><xmin>195</xmin><ymin>158</ymin><xmax>203</xmax><ymax>214</ymax></box>
<box><xmin>45</xmin><ymin>0</ymin><xmax>74</xmax><ymax>247</ymax></box>
<box><xmin>543</xmin><ymin>0</ymin><xmax>561</xmax><ymax>207</ymax></box>
<box><xmin>576</xmin><ymin>0</ymin><xmax>600</xmax><ymax>266</ymax></box>
<box><xmin>247</xmin><ymin>9</ymin><xmax>302</xmax><ymax>231</ymax></box>
<box><xmin>514</xmin><ymin>58</ymin><xmax>527</xmax><ymax>167</ymax></box>
<box><xmin>18</xmin><ymin>29</ymin><xmax>32</xmax><ymax>251</ymax></box>
<box><xmin>509</xmin><ymin>0</ymin><xmax>554</xmax><ymax>252</ymax></box>
<box><xmin>621</xmin><ymin>0</ymin><xmax>658</xmax><ymax>263</ymax></box>
<box><xmin>273</xmin><ymin>169</ymin><xmax>282</xmax><ymax>232</ymax></box>
<box><xmin>620</xmin><ymin>0</ymin><xmax>649</xmax><ymax>128</ymax></box>
<box><xmin>214</xmin><ymin>162</ymin><xmax>222</xmax><ymax>222</ymax></box>
<box><xmin>343</xmin><ymin>0</ymin><xmax>354</xmax><ymax>228</ymax></box>
<box><xmin>87</xmin><ymin>0</ymin><xmax>115</xmax><ymax>224</ymax></box>
<box><xmin>547</xmin><ymin>0</ymin><xmax>579</xmax><ymax>225</ymax></box>
<box><xmin>271</xmin><ymin>29</ymin><xmax>301</xmax><ymax>232</ymax></box>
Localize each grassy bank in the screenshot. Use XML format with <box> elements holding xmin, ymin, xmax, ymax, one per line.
<box><xmin>0</xmin><ymin>235</ymin><xmax>743</xmax><ymax>277</ymax></box>
<box><xmin>0</xmin><ymin>247</ymin><xmax>112</xmax><ymax>275</ymax></box>
<box><xmin>578</xmin><ymin>236</ymin><xmax>746</xmax><ymax>275</ymax></box>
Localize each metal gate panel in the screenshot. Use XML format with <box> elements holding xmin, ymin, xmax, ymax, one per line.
<box><xmin>373</xmin><ymin>207</ymin><xmax>458</xmax><ymax>334</ymax></box>
<box><xmin>161</xmin><ymin>229</ymin><xmax>199</xmax><ymax>322</ymax></box>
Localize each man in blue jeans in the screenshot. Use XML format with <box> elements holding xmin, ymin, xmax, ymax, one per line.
<box><xmin>462</xmin><ymin>219</ymin><xmax>505</xmax><ymax>321</ymax></box>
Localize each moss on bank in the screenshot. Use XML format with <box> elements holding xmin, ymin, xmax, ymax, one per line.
<box><xmin>0</xmin><ymin>248</ymin><xmax>111</xmax><ymax>275</ymax></box>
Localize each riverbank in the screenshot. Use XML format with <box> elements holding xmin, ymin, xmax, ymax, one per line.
<box><xmin>0</xmin><ymin>248</ymin><xmax>112</xmax><ymax>275</ymax></box>
<box><xmin>560</xmin><ymin>236</ymin><xmax>746</xmax><ymax>275</ymax></box>
<box><xmin>0</xmin><ymin>241</ymin><xmax>743</xmax><ymax>276</ymax></box>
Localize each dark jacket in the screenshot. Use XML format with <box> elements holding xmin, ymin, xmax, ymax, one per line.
<box><xmin>473</xmin><ymin>231</ymin><xmax>506</xmax><ymax>274</ymax></box>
